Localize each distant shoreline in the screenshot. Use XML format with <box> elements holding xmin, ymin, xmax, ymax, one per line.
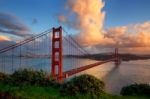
<box><xmin>65</xmin><ymin>54</ymin><xmax>150</xmax><ymax>61</ymax></box>
<box><xmin>11</xmin><ymin>53</ymin><xmax>150</xmax><ymax>61</ymax></box>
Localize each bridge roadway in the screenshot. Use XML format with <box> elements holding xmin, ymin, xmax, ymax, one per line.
<box><xmin>62</xmin><ymin>58</ymin><xmax>116</xmax><ymax>78</ymax></box>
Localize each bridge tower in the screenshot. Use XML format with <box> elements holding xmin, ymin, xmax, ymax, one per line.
<box><xmin>51</xmin><ymin>26</ymin><xmax>63</xmax><ymax>81</ymax></box>
<box><xmin>114</xmin><ymin>48</ymin><xmax>120</xmax><ymax>65</ymax></box>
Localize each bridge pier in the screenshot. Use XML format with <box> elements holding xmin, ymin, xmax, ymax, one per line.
<box><xmin>51</xmin><ymin>26</ymin><xmax>63</xmax><ymax>81</ymax></box>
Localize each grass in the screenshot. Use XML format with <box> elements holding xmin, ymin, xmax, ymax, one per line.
<box><xmin>0</xmin><ymin>82</ymin><xmax>149</xmax><ymax>99</ymax></box>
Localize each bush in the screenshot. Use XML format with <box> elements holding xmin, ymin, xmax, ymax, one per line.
<box><xmin>60</xmin><ymin>74</ymin><xmax>105</xmax><ymax>96</ymax></box>
<box><xmin>4</xmin><ymin>69</ymin><xmax>55</xmax><ymax>86</ymax></box>
<box><xmin>0</xmin><ymin>92</ymin><xmax>19</xmax><ymax>99</ymax></box>
<box><xmin>120</xmin><ymin>83</ymin><xmax>150</xmax><ymax>96</ymax></box>
<box><xmin>0</xmin><ymin>72</ymin><xmax>8</xmax><ymax>81</ymax></box>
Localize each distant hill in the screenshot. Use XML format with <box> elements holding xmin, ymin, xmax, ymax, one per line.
<box><xmin>65</xmin><ymin>53</ymin><xmax>150</xmax><ymax>61</ymax></box>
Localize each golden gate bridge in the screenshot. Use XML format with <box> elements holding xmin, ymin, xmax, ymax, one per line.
<box><xmin>0</xmin><ymin>26</ymin><xmax>120</xmax><ymax>81</ymax></box>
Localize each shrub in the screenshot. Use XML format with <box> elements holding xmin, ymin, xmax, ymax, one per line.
<box><xmin>0</xmin><ymin>92</ymin><xmax>19</xmax><ymax>99</ymax></box>
<box><xmin>4</xmin><ymin>69</ymin><xmax>54</xmax><ymax>86</ymax></box>
<box><xmin>60</xmin><ymin>74</ymin><xmax>105</xmax><ymax>96</ymax></box>
<box><xmin>0</xmin><ymin>72</ymin><xmax>8</xmax><ymax>81</ymax></box>
<box><xmin>120</xmin><ymin>83</ymin><xmax>150</xmax><ymax>96</ymax></box>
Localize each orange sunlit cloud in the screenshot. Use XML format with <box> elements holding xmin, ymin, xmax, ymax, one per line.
<box><xmin>62</xmin><ymin>0</ymin><xmax>106</xmax><ymax>46</ymax></box>
<box><xmin>0</xmin><ymin>35</ymin><xmax>11</xmax><ymax>41</ymax></box>
<box><xmin>59</xmin><ymin>0</ymin><xmax>150</xmax><ymax>54</ymax></box>
<box><xmin>104</xmin><ymin>22</ymin><xmax>150</xmax><ymax>48</ymax></box>
<box><xmin>58</xmin><ymin>15</ymin><xmax>67</xmax><ymax>23</ymax></box>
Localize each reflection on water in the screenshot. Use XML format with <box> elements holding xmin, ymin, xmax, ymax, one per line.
<box><xmin>0</xmin><ymin>57</ymin><xmax>150</xmax><ymax>95</ymax></box>
<box><xmin>79</xmin><ymin>60</ymin><xmax>150</xmax><ymax>95</ymax></box>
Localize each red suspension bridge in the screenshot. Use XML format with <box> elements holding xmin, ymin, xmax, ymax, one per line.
<box><xmin>0</xmin><ymin>26</ymin><xmax>120</xmax><ymax>81</ymax></box>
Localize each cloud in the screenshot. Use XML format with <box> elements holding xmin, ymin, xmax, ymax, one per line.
<box><xmin>0</xmin><ymin>12</ymin><xmax>31</xmax><ymax>37</ymax></box>
<box><xmin>93</xmin><ymin>21</ymin><xmax>150</xmax><ymax>54</ymax></box>
<box><xmin>58</xmin><ymin>0</ymin><xmax>150</xmax><ymax>54</ymax></box>
<box><xmin>0</xmin><ymin>40</ymin><xmax>16</xmax><ymax>50</ymax></box>
<box><xmin>64</xmin><ymin>0</ymin><xmax>105</xmax><ymax>46</ymax></box>
<box><xmin>0</xmin><ymin>35</ymin><xmax>11</xmax><ymax>41</ymax></box>
<box><xmin>58</xmin><ymin>15</ymin><xmax>67</xmax><ymax>23</ymax></box>
<box><xmin>104</xmin><ymin>22</ymin><xmax>150</xmax><ymax>48</ymax></box>
<box><xmin>58</xmin><ymin>0</ymin><xmax>106</xmax><ymax>46</ymax></box>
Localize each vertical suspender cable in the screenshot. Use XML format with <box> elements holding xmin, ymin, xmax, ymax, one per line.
<box><xmin>12</xmin><ymin>48</ymin><xmax>14</xmax><ymax>72</ymax></box>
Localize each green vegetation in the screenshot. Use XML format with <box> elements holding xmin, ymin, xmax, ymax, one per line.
<box><xmin>2</xmin><ymin>69</ymin><xmax>56</xmax><ymax>86</ymax></box>
<box><xmin>60</xmin><ymin>74</ymin><xmax>105</xmax><ymax>96</ymax></box>
<box><xmin>0</xmin><ymin>69</ymin><xmax>149</xmax><ymax>99</ymax></box>
<box><xmin>0</xmin><ymin>83</ymin><xmax>149</xmax><ymax>99</ymax></box>
<box><xmin>0</xmin><ymin>72</ymin><xmax>8</xmax><ymax>81</ymax></box>
<box><xmin>121</xmin><ymin>83</ymin><xmax>150</xmax><ymax>96</ymax></box>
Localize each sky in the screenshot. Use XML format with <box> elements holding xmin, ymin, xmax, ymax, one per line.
<box><xmin>0</xmin><ymin>0</ymin><xmax>150</xmax><ymax>54</ymax></box>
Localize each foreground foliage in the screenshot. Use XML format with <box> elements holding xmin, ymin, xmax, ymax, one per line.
<box><xmin>0</xmin><ymin>70</ymin><xmax>149</xmax><ymax>99</ymax></box>
<box><xmin>121</xmin><ymin>83</ymin><xmax>150</xmax><ymax>96</ymax></box>
<box><xmin>0</xmin><ymin>83</ymin><xmax>149</xmax><ymax>99</ymax></box>
<box><xmin>0</xmin><ymin>72</ymin><xmax>8</xmax><ymax>81</ymax></box>
<box><xmin>61</xmin><ymin>74</ymin><xmax>105</xmax><ymax>97</ymax></box>
<box><xmin>2</xmin><ymin>69</ymin><xmax>56</xmax><ymax>86</ymax></box>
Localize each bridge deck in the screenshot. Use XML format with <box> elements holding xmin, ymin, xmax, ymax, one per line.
<box><xmin>63</xmin><ymin>58</ymin><xmax>115</xmax><ymax>78</ymax></box>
